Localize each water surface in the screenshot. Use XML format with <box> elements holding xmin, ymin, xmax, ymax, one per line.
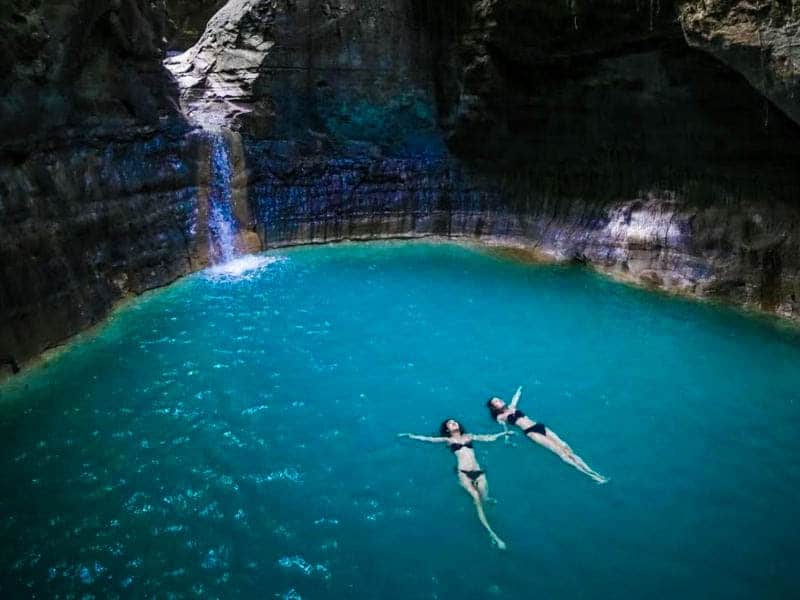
<box><xmin>2</xmin><ymin>242</ymin><xmax>800</xmax><ymax>599</ymax></box>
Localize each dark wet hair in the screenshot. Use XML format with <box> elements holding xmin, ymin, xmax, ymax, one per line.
<box><xmin>486</xmin><ymin>397</ymin><xmax>505</xmax><ymax>421</ymax></box>
<box><xmin>439</xmin><ymin>419</ymin><xmax>466</xmax><ymax>437</ymax></box>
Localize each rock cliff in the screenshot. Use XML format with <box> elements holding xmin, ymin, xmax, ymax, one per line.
<box><xmin>169</xmin><ymin>0</ymin><xmax>800</xmax><ymax>318</ymax></box>
<box><xmin>680</xmin><ymin>0</ymin><xmax>800</xmax><ymax>127</ymax></box>
<box><xmin>0</xmin><ymin>1</ymin><xmax>203</xmax><ymax>372</ymax></box>
<box><xmin>166</xmin><ymin>0</ymin><xmax>228</xmax><ymax>50</ymax></box>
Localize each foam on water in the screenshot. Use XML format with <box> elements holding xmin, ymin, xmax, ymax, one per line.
<box><xmin>205</xmin><ymin>254</ymin><xmax>285</xmax><ymax>280</ymax></box>
<box><xmin>2</xmin><ymin>242</ymin><xmax>800</xmax><ymax>599</ymax></box>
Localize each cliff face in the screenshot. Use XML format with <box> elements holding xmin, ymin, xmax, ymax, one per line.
<box><xmin>0</xmin><ymin>0</ymin><xmax>176</xmax><ymax>140</ymax></box>
<box><xmin>680</xmin><ymin>0</ymin><xmax>800</xmax><ymax>128</ymax></box>
<box><xmin>164</xmin><ymin>0</ymin><xmax>440</xmax><ymax>146</ymax></box>
<box><xmin>420</xmin><ymin>0</ymin><xmax>800</xmax><ymax>318</ymax></box>
<box><xmin>166</xmin><ymin>0</ymin><xmax>227</xmax><ymax>50</ymax></box>
<box><xmin>2</xmin><ymin>0</ymin><xmax>800</xmax><ymax>373</ymax></box>
<box><xmin>0</xmin><ymin>1</ymin><xmax>206</xmax><ymax>372</ymax></box>
<box><xmin>0</xmin><ymin>129</ymin><xmax>205</xmax><ymax>367</ymax></box>
<box><xmin>172</xmin><ymin>0</ymin><xmax>800</xmax><ymax>318</ymax></box>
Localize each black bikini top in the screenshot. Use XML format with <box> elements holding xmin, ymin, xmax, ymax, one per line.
<box><xmin>449</xmin><ymin>440</ymin><xmax>473</xmax><ymax>453</ymax></box>
<box><xmin>505</xmin><ymin>409</ymin><xmax>525</xmax><ymax>425</ymax></box>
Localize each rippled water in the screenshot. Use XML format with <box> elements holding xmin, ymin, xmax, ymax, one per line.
<box><xmin>2</xmin><ymin>242</ymin><xmax>800</xmax><ymax>599</ymax></box>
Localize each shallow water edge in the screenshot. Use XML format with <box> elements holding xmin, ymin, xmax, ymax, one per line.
<box><xmin>3</xmin><ymin>233</ymin><xmax>799</xmax><ymax>384</ymax></box>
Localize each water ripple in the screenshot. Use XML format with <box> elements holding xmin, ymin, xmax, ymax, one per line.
<box><xmin>277</xmin><ymin>555</ymin><xmax>331</xmax><ymax>580</ymax></box>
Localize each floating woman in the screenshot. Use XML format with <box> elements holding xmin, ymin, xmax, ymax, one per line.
<box><xmin>398</xmin><ymin>419</ymin><xmax>511</xmax><ymax>549</ymax></box>
<box><xmin>487</xmin><ymin>387</ymin><xmax>608</xmax><ymax>484</ymax></box>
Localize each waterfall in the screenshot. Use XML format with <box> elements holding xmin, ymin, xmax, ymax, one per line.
<box><xmin>204</xmin><ymin>130</ymin><xmax>277</xmax><ymax>279</ymax></box>
<box><xmin>207</xmin><ymin>132</ymin><xmax>238</xmax><ymax>264</ymax></box>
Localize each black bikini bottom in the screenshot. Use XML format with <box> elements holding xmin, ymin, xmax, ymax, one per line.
<box><xmin>523</xmin><ymin>422</ymin><xmax>547</xmax><ymax>436</ymax></box>
<box><xmin>459</xmin><ymin>469</ymin><xmax>485</xmax><ymax>483</ymax></box>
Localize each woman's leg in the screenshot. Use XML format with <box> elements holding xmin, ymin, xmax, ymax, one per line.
<box><xmin>475</xmin><ymin>473</ymin><xmax>493</xmax><ymax>503</ymax></box>
<box><xmin>458</xmin><ymin>473</ymin><xmax>507</xmax><ymax>550</ymax></box>
<box><xmin>527</xmin><ymin>430</ymin><xmax>608</xmax><ymax>483</ymax></box>
<box><xmin>545</xmin><ymin>430</ymin><xmax>608</xmax><ymax>483</ymax></box>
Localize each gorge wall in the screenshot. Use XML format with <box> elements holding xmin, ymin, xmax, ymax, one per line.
<box><xmin>2</xmin><ymin>0</ymin><xmax>800</xmax><ymax>374</ymax></box>
<box><xmin>0</xmin><ymin>1</ymin><xmax>205</xmax><ymax>372</ymax></box>
<box><xmin>172</xmin><ymin>0</ymin><xmax>800</xmax><ymax>316</ymax></box>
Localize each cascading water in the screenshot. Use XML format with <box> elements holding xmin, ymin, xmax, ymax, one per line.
<box><xmin>204</xmin><ymin>130</ymin><xmax>276</xmax><ymax>279</ymax></box>
<box><xmin>207</xmin><ymin>132</ymin><xmax>238</xmax><ymax>264</ymax></box>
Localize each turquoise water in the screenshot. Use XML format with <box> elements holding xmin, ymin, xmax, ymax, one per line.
<box><xmin>2</xmin><ymin>242</ymin><xmax>800</xmax><ymax>599</ymax></box>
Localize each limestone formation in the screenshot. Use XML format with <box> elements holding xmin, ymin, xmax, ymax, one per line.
<box><xmin>164</xmin><ymin>0</ymin><xmax>281</xmax><ymax>129</ymax></box>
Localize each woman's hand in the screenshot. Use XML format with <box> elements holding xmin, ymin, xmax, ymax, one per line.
<box><xmin>397</xmin><ymin>433</ymin><xmax>411</xmax><ymax>438</ymax></box>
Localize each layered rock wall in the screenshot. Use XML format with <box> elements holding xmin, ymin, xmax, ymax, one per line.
<box><xmin>0</xmin><ymin>1</ymin><xmax>205</xmax><ymax>372</ymax></box>
<box><xmin>245</xmin><ymin>149</ymin><xmax>800</xmax><ymax>320</ymax></box>
<box><xmin>0</xmin><ymin>128</ymin><xmax>205</xmax><ymax>365</ymax></box>
<box><xmin>229</xmin><ymin>0</ymin><xmax>800</xmax><ymax>320</ymax></box>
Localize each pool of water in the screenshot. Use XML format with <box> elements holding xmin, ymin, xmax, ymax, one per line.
<box><xmin>2</xmin><ymin>241</ymin><xmax>800</xmax><ymax>599</ymax></box>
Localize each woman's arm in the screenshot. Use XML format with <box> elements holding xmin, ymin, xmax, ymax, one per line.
<box><xmin>397</xmin><ymin>433</ymin><xmax>450</xmax><ymax>443</ymax></box>
<box><xmin>499</xmin><ymin>420</ymin><xmax>511</xmax><ymax>442</ymax></box>
<box><xmin>510</xmin><ymin>386</ymin><xmax>523</xmax><ymax>409</ymax></box>
<box><xmin>471</xmin><ymin>431</ymin><xmax>514</xmax><ymax>442</ymax></box>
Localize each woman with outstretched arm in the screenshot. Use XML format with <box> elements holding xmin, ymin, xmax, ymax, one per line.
<box><xmin>399</xmin><ymin>418</ymin><xmax>512</xmax><ymax>549</ymax></box>
<box><xmin>487</xmin><ymin>387</ymin><xmax>608</xmax><ymax>483</ymax></box>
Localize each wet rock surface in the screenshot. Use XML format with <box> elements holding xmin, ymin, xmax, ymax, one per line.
<box><xmin>0</xmin><ymin>126</ymin><xmax>206</xmax><ymax>373</ymax></box>
<box><xmin>164</xmin><ymin>0</ymin><xmax>440</xmax><ymax>144</ymax></box>
<box><xmin>164</xmin><ymin>0</ymin><xmax>283</xmax><ymax>130</ymax></box>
